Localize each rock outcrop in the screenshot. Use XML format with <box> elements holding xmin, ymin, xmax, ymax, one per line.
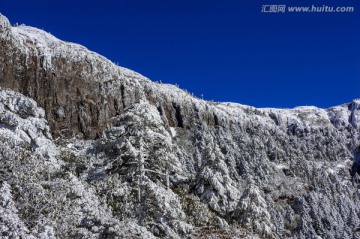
<box><xmin>0</xmin><ymin>13</ymin><xmax>359</xmax><ymax>239</ymax></box>
<box><xmin>0</xmin><ymin>13</ymin><xmax>218</xmax><ymax>139</ymax></box>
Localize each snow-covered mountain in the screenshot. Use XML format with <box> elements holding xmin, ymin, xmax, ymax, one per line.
<box><xmin>0</xmin><ymin>13</ymin><xmax>359</xmax><ymax>238</ymax></box>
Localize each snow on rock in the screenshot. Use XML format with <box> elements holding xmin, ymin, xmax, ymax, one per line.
<box><xmin>9</xmin><ymin>23</ymin><xmax>144</xmax><ymax>79</ymax></box>
<box><xmin>0</xmin><ymin>13</ymin><xmax>11</xmax><ymax>34</ymax></box>
<box><xmin>0</xmin><ymin>88</ymin><xmax>57</xmax><ymax>159</ymax></box>
<box><xmin>349</xmin><ymin>99</ymin><xmax>360</xmax><ymax>129</ymax></box>
<box><xmin>0</xmin><ymin>88</ymin><xmax>156</xmax><ymax>239</ymax></box>
<box><xmin>0</xmin><ymin>13</ymin><xmax>360</xmax><ymax>239</ymax></box>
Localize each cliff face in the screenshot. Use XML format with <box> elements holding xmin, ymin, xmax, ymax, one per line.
<box><xmin>0</xmin><ymin>14</ymin><xmax>360</xmax><ymax>239</ymax></box>
<box><xmin>0</xmin><ymin>14</ymin><xmax>218</xmax><ymax>140</ymax></box>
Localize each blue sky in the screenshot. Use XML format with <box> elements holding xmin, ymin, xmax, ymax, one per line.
<box><xmin>2</xmin><ymin>0</ymin><xmax>360</xmax><ymax>108</ymax></box>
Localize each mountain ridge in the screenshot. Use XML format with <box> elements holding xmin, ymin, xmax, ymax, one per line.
<box><xmin>0</xmin><ymin>13</ymin><xmax>360</xmax><ymax>239</ymax></box>
<box><xmin>1</xmin><ymin>13</ymin><xmax>357</xmax><ymax>139</ymax></box>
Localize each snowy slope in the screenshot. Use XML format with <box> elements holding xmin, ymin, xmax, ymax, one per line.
<box><xmin>0</xmin><ymin>13</ymin><xmax>360</xmax><ymax>239</ymax></box>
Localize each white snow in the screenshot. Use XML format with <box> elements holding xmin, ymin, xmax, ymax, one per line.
<box><xmin>9</xmin><ymin>25</ymin><xmax>147</xmax><ymax>83</ymax></box>
<box><xmin>274</xmin><ymin>164</ymin><xmax>288</xmax><ymax>170</ymax></box>
<box><xmin>170</xmin><ymin>127</ymin><xmax>177</xmax><ymax>137</ymax></box>
<box><xmin>0</xmin><ymin>88</ymin><xmax>59</xmax><ymax>160</ymax></box>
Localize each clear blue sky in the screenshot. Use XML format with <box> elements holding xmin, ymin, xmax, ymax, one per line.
<box><xmin>2</xmin><ymin>0</ymin><xmax>360</xmax><ymax>108</ymax></box>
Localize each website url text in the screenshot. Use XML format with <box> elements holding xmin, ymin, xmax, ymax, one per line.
<box><xmin>261</xmin><ymin>5</ymin><xmax>355</xmax><ymax>13</ymax></box>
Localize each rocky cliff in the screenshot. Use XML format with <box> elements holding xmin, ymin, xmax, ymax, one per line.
<box><xmin>0</xmin><ymin>13</ymin><xmax>359</xmax><ymax>239</ymax></box>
